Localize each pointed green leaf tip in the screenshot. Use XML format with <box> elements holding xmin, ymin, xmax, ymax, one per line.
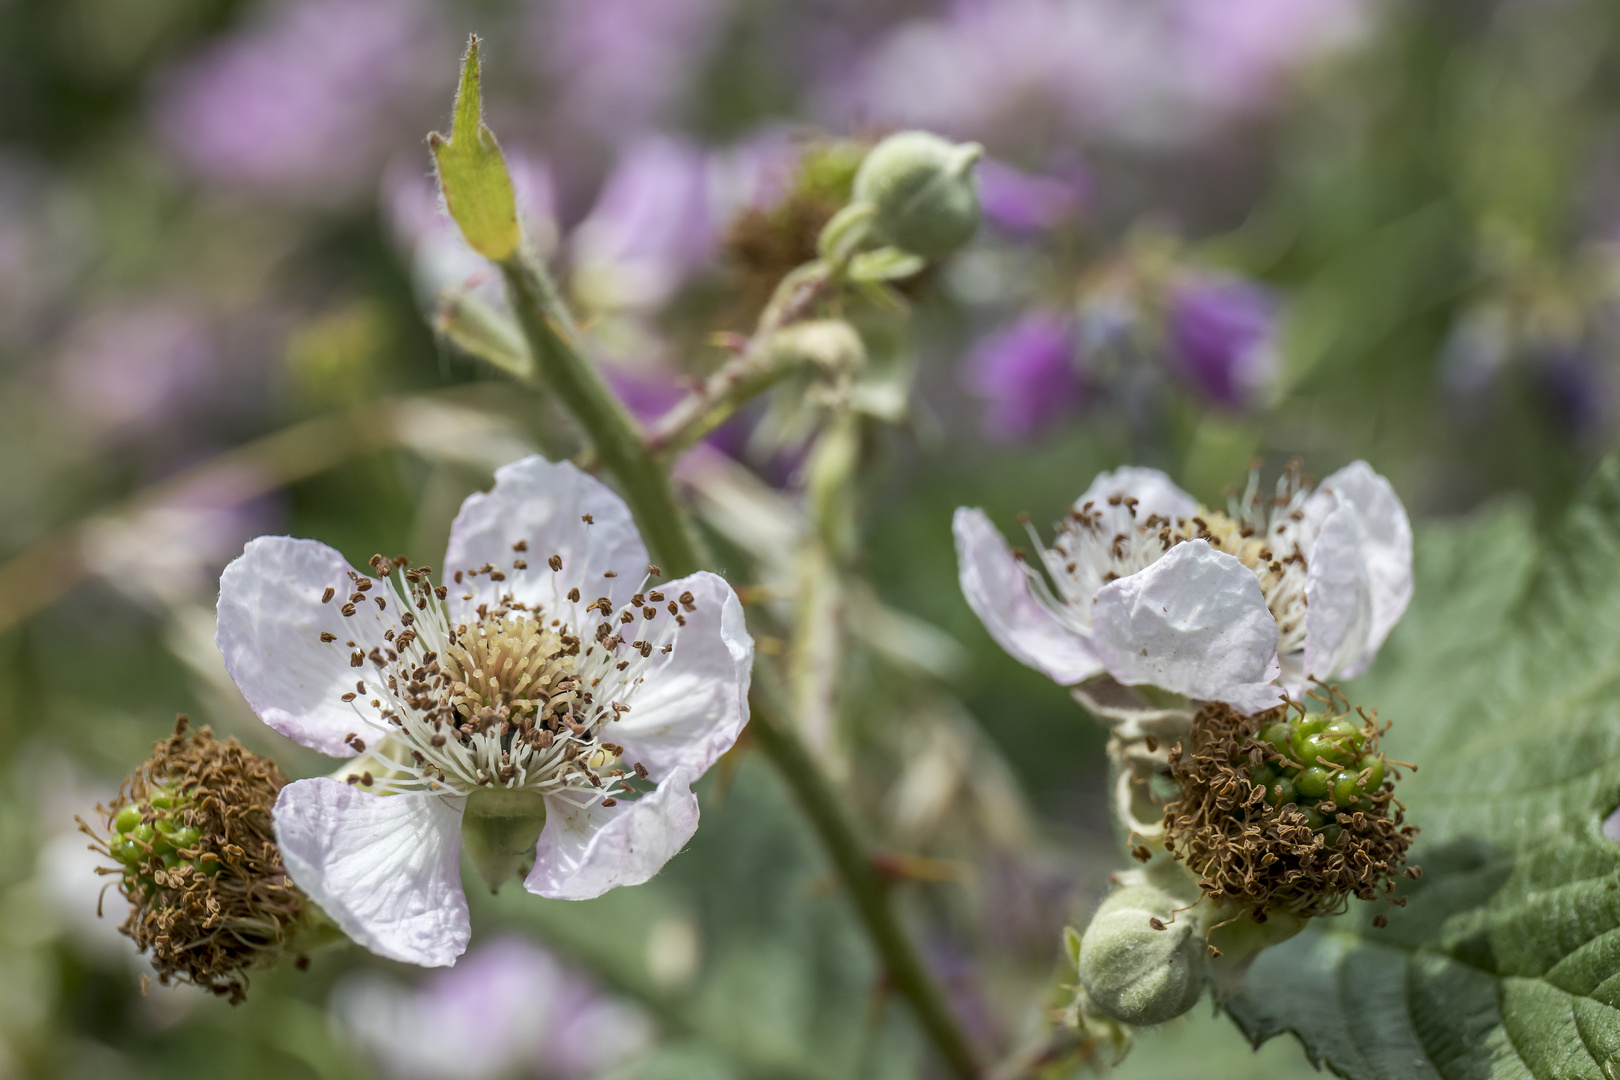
<box><xmin>430</xmin><ymin>36</ymin><xmax>520</xmax><ymax>262</ymax></box>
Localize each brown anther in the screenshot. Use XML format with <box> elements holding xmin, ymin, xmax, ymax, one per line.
<box><xmin>319</xmin><ymin>632</ymin><xmax>336</xmax><ymax>643</ymax></box>
<box><xmin>547</xmin><ymin>554</ymin><xmax>563</xmax><ymax>572</ymax></box>
<box><xmin>647</xmin><ymin>564</ymin><xmax>661</xmax><ymax>576</ymax></box>
<box><xmin>512</xmin><ymin>540</ymin><xmax>528</xmax><ymax>552</ymax></box>
<box><xmin>321</xmin><ymin>587</ymin><xmax>335</xmax><ymax>603</ymax></box>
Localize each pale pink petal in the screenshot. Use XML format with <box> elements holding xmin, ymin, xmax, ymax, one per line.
<box><xmin>443</xmin><ymin>456</ymin><xmax>648</xmax><ymax>624</ymax></box>
<box><xmin>1091</xmin><ymin>540</ymin><xmax>1284</xmax><ymax>714</ymax></box>
<box><xmin>525</xmin><ymin>771</ymin><xmax>699</xmax><ymax>901</ymax></box>
<box><xmin>1301</xmin><ymin>504</ymin><xmax>1372</xmax><ymax>687</ymax></box>
<box><xmin>1073</xmin><ymin>466</ymin><xmax>1199</xmax><ymax>521</ymax></box>
<box><xmin>611</xmin><ymin>572</ymin><xmax>752</xmax><ymax>780</ymax></box>
<box><xmin>216</xmin><ymin>536</ymin><xmax>398</xmax><ymax>757</ymax></box>
<box><xmin>274</xmin><ymin>778</ymin><xmax>470</xmax><ymax>967</ymax></box>
<box><xmin>1315</xmin><ymin>461</ymin><xmax>1412</xmax><ymax>668</ymax></box>
<box><xmin>953</xmin><ymin>507</ymin><xmax>1103</xmax><ymax>686</ymax></box>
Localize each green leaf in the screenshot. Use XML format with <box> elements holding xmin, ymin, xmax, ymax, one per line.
<box><xmin>1226</xmin><ymin>460</ymin><xmax>1620</xmax><ymax>1079</ymax></box>
<box><xmin>429</xmin><ymin>35</ymin><xmax>520</xmax><ymax>262</ymax></box>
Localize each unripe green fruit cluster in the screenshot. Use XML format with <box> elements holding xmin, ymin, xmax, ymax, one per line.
<box><xmin>1250</xmin><ymin>713</ymin><xmax>1387</xmax><ymax>844</ymax></box>
<box><xmin>109</xmin><ymin>787</ymin><xmax>219</xmax><ymax>893</ymax></box>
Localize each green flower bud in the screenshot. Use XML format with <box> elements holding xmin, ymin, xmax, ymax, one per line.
<box><xmin>852</xmin><ymin>131</ymin><xmax>983</xmax><ymax>259</ymax></box>
<box><xmin>1295</xmin><ymin>766</ymin><xmax>1331</xmax><ymax>799</ymax></box>
<box><xmin>1076</xmin><ymin>869</ymin><xmax>1210</xmax><ymax>1027</ymax></box>
<box><xmin>1266</xmin><ymin>776</ymin><xmax>1297</xmax><ymax>806</ymax></box>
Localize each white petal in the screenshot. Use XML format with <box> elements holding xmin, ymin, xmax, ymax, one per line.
<box><xmin>953</xmin><ymin>508</ymin><xmax>1103</xmax><ymax>686</ymax></box>
<box><xmin>1090</xmin><ymin>540</ymin><xmax>1284</xmax><ymax>714</ymax></box>
<box><xmin>274</xmin><ymin>778</ymin><xmax>470</xmax><ymax>967</ymax></box>
<box><xmin>443</xmin><ymin>456</ymin><xmax>649</xmax><ymax>623</ymax></box>
<box><xmin>1315</xmin><ymin>461</ymin><xmax>1413</xmax><ymax>667</ymax></box>
<box><xmin>1074</xmin><ymin>466</ymin><xmax>1199</xmax><ymax>521</ymax></box>
<box><xmin>525</xmin><ymin>770</ymin><xmax>699</xmax><ymax>901</ymax></box>
<box><xmin>216</xmin><ymin>536</ymin><xmax>397</xmax><ymax>757</ymax></box>
<box><xmin>1302</xmin><ymin>504</ymin><xmax>1374</xmax><ymax>685</ymax></box>
<box><xmin>612</xmin><ymin>572</ymin><xmax>752</xmax><ymax>780</ymax></box>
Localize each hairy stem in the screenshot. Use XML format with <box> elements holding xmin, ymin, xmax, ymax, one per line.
<box><xmin>642</xmin><ymin>262</ymin><xmax>833</xmax><ymax>461</ymax></box>
<box><xmin>497</xmin><ymin>250</ymin><xmax>982</xmax><ymax>1079</ymax></box>
<box><xmin>750</xmin><ymin>674</ymin><xmax>983</xmax><ymax>1079</ymax></box>
<box><xmin>498</xmin><ymin>253</ymin><xmax>703</xmax><ymax>576</ymax></box>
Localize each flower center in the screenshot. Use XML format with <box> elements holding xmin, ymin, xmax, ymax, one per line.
<box><xmin>441</xmin><ymin>615</ymin><xmax>578</xmax><ymax>735</ymax></box>
<box><xmin>326</xmin><ymin>553</ymin><xmax>687</xmax><ymax>805</ymax></box>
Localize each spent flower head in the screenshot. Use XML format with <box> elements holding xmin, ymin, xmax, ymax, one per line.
<box><xmin>1164</xmin><ymin>689</ymin><xmax>1417</xmax><ymax>922</ymax></box>
<box><xmin>954</xmin><ymin>460</ymin><xmax>1412</xmax><ymax>714</ymax></box>
<box><xmin>215</xmin><ymin>456</ymin><xmax>753</xmax><ymax>966</ymax></box>
<box><xmin>81</xmin><ymin>716</ymin><xmax>316</xmax><ymax>1003</ymax></box>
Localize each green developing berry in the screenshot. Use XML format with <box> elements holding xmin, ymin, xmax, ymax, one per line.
<box><xmin>111</xmin><ymin>838</ymin><xmax>141</xmax><ymax>865</ymax></box>
<box><xmin>1358</xmin><ymin>754</ymin><xmax>1386</xmax><ymax>793</ymax></box>
<box><xmin>1295</xmin><ymin>767</ymin><xmax>1331</xmax><ymax>798</ymax></box>
<box><xmin>1322</xmin><ymin>825</ymin><xmax>1343</xmax><ymax>847</ymax></box>
<box><xmin>159</xmin><ymin>851</ymin><xmax>180</xmax><ymax>870</ymax></box>
<box><xmin>131</xmin><ymin>822</ymin><xmax>155</xmax><ymax>846</ymax></box>
<box><xmin>113</xmin><ymin>805</ymin><xmax>142</xmax><ymax>834</ymax></box>
<box><xmin>1267</xmin><ymin>777</ymin><xmax>1297</xmax><ymax>806</ymax></box>
<box><xmin>1323</xmin><ymin>719</ymin><xmax>1366</xmax><ymax>756</ymax></box>
<box><xmin>1299</xmin><ymin>805</ymin><xmax>1327</xmax><ymax>830</ymax></box>
<box><xmin>1332</xmin><ymin>771</ymin><xmax>1363</xmax><ymax>810</ymax></box>
<box><xmin>170</xmin><ymin>827</ymin><xmax>202</xmax><ymax>852</ymax></box>
<box><xmin>149</xmin><ymin>787</ymin><xmax>177</xmax><ymax>810</ymax></box>
<box><xmin>1248</xmin><ymin>763</ymin><xmax>1278</xmax><ymax>788</ymax></box>
<box><xmin>1259</xmin><ymin>722</ymin><xmax>1293</xmax><ymax>756</ymax></box>
<box><xmin>1292</xmin><ymin>715</ymin><xmax>1328</xmax><ymax>738</ymax></box>
<box><xmin>194</xmin><ymin>853</ymin><xmax>222</xmax><ymax>877</ymax></box>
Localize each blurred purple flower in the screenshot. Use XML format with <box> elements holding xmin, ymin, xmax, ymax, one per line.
<box><xmin>571</xmin><ymin>133</ymin><xmax>798</xmax><ymax>311</ymax></box>
<box><xmin>1167</xmin><ymin>276</ymin><xmax>1279</xmax><ymax>410</ymax></box>
<box><xmin>977</xmin><ymin>158</ymin><xmax>1086</xmax><ymax>235</ymax></box>
<box><xmin>963</xmin><ymin>311</ymin><xmax>1087</xmax><ymax>441</ymax></box>
<box><xmin>831</xmin><ymin>0</ymin><xmax>1372</xmax><ymax>149</ymax></box>
<box><xmin>154</xmin><ymin>0</ymin><xmax>443</xmax><ymax>201</ymax></box>
<box><xmin>334</xmin><ymin>936</ymin><xmax>653</xmax><ymax>1080</ymax></box>
<box><xmin>1533</xmin><ymin>346</ymin><xmax>1609</xmax><ymax>438</ymax></box>
<box><xmin>54</xmin><ymin>304</ymin><xmax>216</xmax><ymax>435</ymax></box>
<box><xmin>530</xmin><ymin>0</ymin><xmax>733</xmax><ymax>147</ymax></box>
<box><xmin>1175</xmin><ymin>0</ymin><xmax>1369</xmax><ymax>110</ymax></box>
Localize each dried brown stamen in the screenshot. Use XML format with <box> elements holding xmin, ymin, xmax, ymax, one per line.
<box><xmin>1163</xmin><ymin>699</ymin><xmax>1416</xmax><ymax>921</ymax></box>
<box><xmin>80</xmin><ymin>716</ymin><xmax>310</xmax><ymax>1004</ymax></box>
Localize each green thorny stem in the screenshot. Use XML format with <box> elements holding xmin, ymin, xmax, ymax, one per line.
<box><xmin>496</xmin><ymin>249</ymin><xmax>984</xmax><ymax>1079</ymax></box>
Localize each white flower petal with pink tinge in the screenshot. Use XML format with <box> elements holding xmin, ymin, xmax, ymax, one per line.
<box><xmin>1090</xmin><ymin>540</ymin><xmax>1283</xmax><ymax>714</ymax></box>
<box><xmin>444</xmin><ymin>456</ymin><xmax>649</xmax><ymax>623</ymax></box>
<box><xmin>953</xmin><ymin>507</ymin><xmax>1104</xmax><ymax>686</ymax></box>
<box><xmin>274</xmin><ymin>778</ymin><xmax>470</xmax><ymax>967</ymax></box>
<box><xmin>1074</xmin><ymin>466</ymin><xmax>1199</xmax><ymax>521</ymax></box>
<box><xmin>610</xmin><ymin>572</ymin><xmax>752</xmax><ymax>780</ymax></box>
<box><xmin>1305</xmin><ymin>461</ymin><xmax>1412</xmax><ymax>679</ymax></box>
<box><xmin>526</xmin><ymin>771</ymin><xmax>700</xmax><ymax>901</ymax></box>
<box><xmin>216</xmin><ymin>536</ymin><xmax>395</xmax><ymax>758</ymax></box>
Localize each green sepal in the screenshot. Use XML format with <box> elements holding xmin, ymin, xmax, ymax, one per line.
<box><xmin>847</xmin><ymin>246</ymin><xmax>927</xmax><ymax>282</ymax></box>
<box><xmin>461</xmin><ymin>787</ymin><xmax>548</xmax><ymax>892</ymax></box>
<box><xmin>430</xmin><ymin>36</ymin><xmax>521</xmax><ymax>263</ymax></box>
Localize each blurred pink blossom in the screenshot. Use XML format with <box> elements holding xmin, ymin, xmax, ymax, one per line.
<box><xmin>154</xmin><ymin>0</ymin><xmax>445</xmax><ymax>201</ymax></box>
<box><xmin>334</xmin><ymin>936</ymin><xmax>654</xmax><ymax>1080</ymax></box>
